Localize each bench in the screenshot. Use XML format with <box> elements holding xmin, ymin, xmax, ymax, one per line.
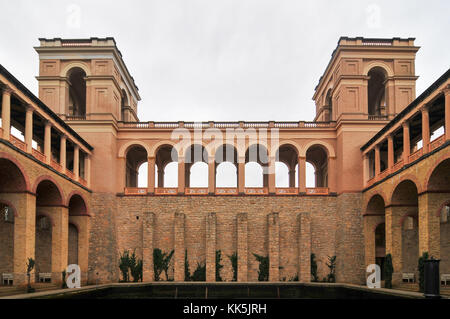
<box><xmin>38</xmin><ymin>272</ymin><xmax>52</xmax><ymax>283</ymax></box>
<box><xmin>2</xmin><ymin>273</ymin><xmax>13</xmax><ymax>285</ymax></box>
<box><xmin>441</xmin><ymin>274</ymin><xmax>450</xmax><ymax>286</ymax></box>
<box><xmin>402</xmin><ymin>273</ymin><xmax>415</xmax><ymax>283</ymax></box>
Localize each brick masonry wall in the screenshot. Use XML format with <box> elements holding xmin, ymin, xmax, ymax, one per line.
<box><xmin>91</xmin><ymin>194</ymin><xmax>366</xmax><ymax>284</ymax></box>
<box><xmin>68</xmin><ymin>223</ymin><xmax>78</xmax><ymax>265</ymax></box>
<box><xmin>0</xmin><ymin>217</ymin><xmax>14</xmax><ymax>274</ymax></box>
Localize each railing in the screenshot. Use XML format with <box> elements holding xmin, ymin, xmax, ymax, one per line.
<box><xmin>429</xmin><ymin>135</ymin><xmax>445</xmax><ymax>152</ymax></box>
<box><xmin>66</xmin><ymin>114</ymin><xmax>86</xmax><ymax>120</ymax></box>
<box><xmin>366</xmin><ymin>176</ymin><xmax>375</xmax><ymax>187</ymax></box>
<box><xmin>275</xmin><ymin>187</ymin><xmax>299</xmax><ymax>195</ymax></box>
<box><xmin>244</xmin><ymin>187</ymin><xmax>269</xmax><ymax>195</ymax></box>
<box><xmin>10</xmin><ymin>135</ymin><xmax>26</xmax><ymax>151</ymax></box>
<box><xmin>368</xmin><ymin>115</ymin><xmax>388</xmax><ymax>120</ymax></box>
<box><xmin>32</xmin><ymin>148</ymin><xmax>46</xmax><ymax>162</ymax></box>
<box><xmin>65</xmin><ymin>169</ymin><xmax>75</xmax><ymax>180</ymax></box>
<box><xmin>378</xmin><ymin>169</ymin><xmax>389</xmax><ymax>180</ymax></box>
<box><xmin>50</xmin><ymin>159</ymin><xmax>63</xmax><ymax>172</ymax></box>
<box><xmin>118</xmin><ymin>121</ymin><xmax>336</xmax><ymax>129</ymax></box>
<box><xmin>79</xmin><ymin>177</ymin><xmax>88</xmax><ymax>187</ymax></box>
<box><xmin>154</xmin><ymin>122</ymin><xmax>179</xmax><ymax>128</ymax></box>
<box><xmin>274</xmin><ymin>122</ymin><xmax>299</xmax><ymax>128</ymax></box>
<box><xmin>184</xmin><ymin>123</ymin><xmax>210</xmax><ymax>129</ymax></box>
<box><xmin>408</xmin><ymin>148</ymin><xmax>423</xmax><ymax>163</ymax></box>
<box><xmin>362</xmin><ymin>39</ymin><xmax>392</xmax><ymax>46</ymax></box>
<box><xmin>124</xmin><ymin>187</ymin><xmax>148</xmax><ymax>195</ymax></box>
<box><xmin>215</xmin><ymin>188</ymin><xmax>238</xmax><ymax>195</ymax></box>
<box><xmin>155</xmin><ymin>187</ymin><xmax>178</xmax><ymax>195</ymax></box>
<box><xmin>185</xmin><ymin>187</ymin><xmax>208</xmax><ymax>195</ymax></box>
<box><xmin>392</xmin><ymin>159</ymin><xmax>404</xmax><ymax>173</ymax></box>
<box><xmin>305</xmin><ymin>187</ymin><xmax>329</xmax><ymax>195</ymax></box>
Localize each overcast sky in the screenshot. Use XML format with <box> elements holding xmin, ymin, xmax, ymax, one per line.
<box><xmin>1</xmin><ymin>0</ymin><xmax>449</xmax><ymax>123</ymax></box>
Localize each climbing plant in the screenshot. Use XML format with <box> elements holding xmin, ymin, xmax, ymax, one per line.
<box><xmin>118</xmin><ymin>249</ymin><xmax>143</xmax><ymax>282</ymax></box>
<box><xmin>191</xmin><ymin>261</ymin><xmax>206</xmax><ymax>281</ymax></box>
<box><xmin>384</xmin><ymin>253</ymin><xmax>393</xmax><ymax>289</ymax></box>
<box><xmin>418</xmin><ymin>251</ymin><xmax>429</xmax><ymax>292</ymax></box>
<box><xmin>119</xmin><ymin>250</ymin><xmax>130</xmax><ymax>282</ymax></box>
<box><xmin>253</xmin><ymin>253</ymin><xmax>269</xmax><ymax>281</ymax></box>
<box><xmin>153</xmin><ymin>248</ymin><xmax>174</xmax><ymax>281</ymax></box>
<box><xmin>325</xmin><ymin>255</ymin><xmax>336</xmax><ymax>283</ymax></box>
<box><xmin>184</xmin><ymin>249</ymin><xmax>191</xmax><ymax>281</ymax></box>
<box><xmin>311</xmin><ymin>253</ymin><xmax>319</xmax><ymax>282</ymax></box>
<box><xmin>228</xmin><ymin>252</ymin><xmax>238</xmax><ymax>282</ymax></box>
<box><xmin>216</xmin><ymin>250</ymin><xmax>224</xmax><ymax>282</ymax></box>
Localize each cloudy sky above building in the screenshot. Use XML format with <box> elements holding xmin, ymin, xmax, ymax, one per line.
<box><xmin>1</xmin><ymin>0</ymin><xmax>449</xmax><ymax>123</ymax></box>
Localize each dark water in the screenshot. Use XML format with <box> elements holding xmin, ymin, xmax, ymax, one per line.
<box><xmin>38</xmin><ymin>284</ymin><xmax>412</xmax><ymax>299</ymax></box>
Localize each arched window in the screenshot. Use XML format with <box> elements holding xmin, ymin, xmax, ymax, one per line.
<box><xmin>67</xmin><ymin>68</ymin><xmax>87</xmax><ymax>117</ymax></box>
<box><xmin>155</xmin><ymin>144</ymin><xmax>178</xmax><ymax>188</ymax></box>
<box><xmin>121</xmin><ymin>89</ymin><xmax>129</xmax><ymax>122</ymax></box>
<box><xmin>325</xmin><ymin>89</ymin><xmax>333</xmax><ymax>121</ymax></box>
<box><xmin>245</xmin><ymin>144</ymin><xmax>268</xmax><ymax>188</ymax></box>
<box><xmin>368</xmin><ymin>67</ymin><xmax>387</xmax><ymax>116</ymax></box>
<box><xmin>305</xmin><ymin>145</ymin><xmax>328</xmax><ymax>187</ymax></box>
<box><xmin>215</xmin><ymin>144</ymin><xmax>238</xmax><ymax>188</ymax></box>
<box><xmin>275</xmin><ymin>144</ymin><xmax>298</xmax><ymax>188</ymax></box>
<box><xmin>185</xmin><ymin>144</ymin><xmax>208</xmax><ymax>187</ymax></box>
<box><xmin>125</xmin><ymin>145</ymin><xmax>148</xmax><ymax>188</ymax></box>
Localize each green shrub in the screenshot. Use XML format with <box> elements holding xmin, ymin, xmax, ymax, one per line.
<box><xmin>384</xmin><ymin>253</ymin><xmax>393</xmax><ymax>289</ymax></box>
<box><xmin>184</xmin><ymin>249</ymin><xmax>191</xmax><ymax>281</ymax></box>
<box><xmin>119</xmin><ymin>250</ymin><xmax>130</xmax><ymax>282</ymax></box>
<box><xmin>216</xmin><ymin>250</ymin><xmax>223</xmax><ymax>282</ymax></box>
<box><xmin>325</xmin><ymin>255</ymin><xmax>336</xmax><ymax>283</ymax></box>
<box><xmin>191</xmin><ymin>261</ymin><xmax>206</xmax><ymax>281</ymax></box>
<box><xmin>311</xmin><ymin>253</ymin><xmax>318</xmax><ymax>282</ymax></box>
<box><xmin>153</xmin><ymin>248</ymin><xmax>174</xmax><ymax>281</ymax></box>
<box><xmin>228</xmin><ymin>252</ymin><xmax>238</xmax><ymax>282</ymax></box>
<box><xmin>253</xmin><ymin>253</ymin><xmax>269</xmax><ymax>281</ymax></box>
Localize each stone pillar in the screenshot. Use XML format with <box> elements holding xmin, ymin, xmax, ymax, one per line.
<box><xmin>208</xmin><ymin>158</ymin><xmax>215</xmax><ymax>194</ymax></box>
<box><xmin>60</xmin><ymin>135</ymin><xmax>66</xmax><ymax>173</ymax></box>
<box><xmin>142</xmin><ymin>212</ymin><xmax>155</xmax><ymax>282</ymax></box>
<box><xmin>13</xmin><ymin>193</ymin><xmax>36</xmax><ymax>285</ymax></box>
<box><xmin>268</xmin><ymin>156</ymin><xmax>276</xmax><ymax>194</ymax></box>
<box><xmin>288</xmin><ymin>169</ymin><xmax>295</xmax><ymax>188</ymax></box>
<box><xmin>147</xmin><ymin>157</ymin><xmax>155</xmax><ymax>194</ymax></box>
<box><xmin>73</xmin><ymin>145</ymin><xmax>80</xmax><ymax>180</ymax></box>
<box><xmin>403</xmin><ymin>121</ymin><xmax>410</xmax><ymax>163</ymax></box>
<box><xmin>267</xmin><ymin>212</ymin><xmax>280</xmax><ymax>281</ymax></box>
<box><xmin>374</xmin><ymin>145</ymin><xmax>380</xmax><ymax>177</ymax></box>
<box><xmin>418</xmin><ymin>193</ymin><xmax>440</xmax><ymax>258</ymax></box>
<box><xmin>238</xmin><ymin>158</ymin><xmax>245</xmax><ymax>194</ymax></box>
<box><xmin>298</xmin><ymin>156</ymin><xmax>306</xmax><ymax>193</ymax></box>
<box><xmin>178</xmin><ymin>161</ymin><xmax>185</xmax><ymax>194</ymax></box>
<box><xmin>25</xmin><ymin>105</ymin><xmax>33</xmax><ymax>153</ymax></box>
<box><xmin>174</xmin><ymin>212</ymin><xmax>185</xmax><ymax>281</ymax></box>
<box><xmin>385</xmin><ymin>206</ymin><xmax>403</xmax><ymax>284</ymax></box>
<box><xmin>44</xmin><ymin>121</ymin><xmax>52</xmax><ymax>164</ymax></box>
<box><xmin>388</xmin><ymin>134</ymin><xmax>394</xmax><ymax>170</ymax></box>
<box><xmin>1</xmin><ymin>85</ymin><xmax>12</xmax><ymax>140</ymax></box>
<box><xmin>421</xmin><ymin>106</ymin><xmax>430</xmax><ymax>152</ymax></box>
<box><xmin>69</xmin><ymin>215</ymin><xmax>90</xmax><ymax>284</ymax></box>
<box><xmin>445</xmin><ymin>87</ymin><xmax>450</xmax><ymax>141</ymax></box>
<box><xmin>297</xmin><ymin>212</ymin><xmax>311</xmax><ymax>282</ymax></box>
<box><xmin>237</xmin><ymin>213</ymin><xmax>248</xmax><ymax>282</ymax></box>
<box><xmin>206</xmin><ymin>212</ymin><xmax>216</xmax><ymax>282</ymax></box>
<box><xmin>157</xmin><ymin>167</ymin><xmax>164</xmax><ymax>188</ymax></box>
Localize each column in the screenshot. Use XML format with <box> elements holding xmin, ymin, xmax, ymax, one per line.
<box><xmin>208</xmin><ymin>157</ymin><xmax>215</xmax><ymax>194</ymax></box>
<box><xmin>60</xmin><ymin>135</ymin><xmax>66</xmax><ymax>172</ymax></box>
<box><xmin>73</xmin><ymin>145</ymin><xmax>80</xmax><ymax>180</ymax></box>
<box><xmin>178</xmin><ymin>161</ymin><xmax>185</xmax><ymax>194</ymax></box>
<box><xmin>288</xmin><ymin>169</ymin><xmax>296</xmax><ymax>188</ymax></box>
<box><xmin>374</xmin><ymin>145</ymin><xmax>380</xmax><ymax>177</ymax></box>
<box><xmin>298</xmin><ymin>156</ymin><xmax>306</xmax><ymax>193</ymax></box>
<box><xmin>445</xmin><ymin>87</ymin><xmax>450</xmax><ymax>140</ymax></box>
<box><xmin>418</xmin><ymin>193</ymin><xmax>440</xmax><ymax>258</ymax></box>
<box><xmin>147</xmin><ymin>157</ymin><xmax>155</xmax><ymax>194</ymax></box>
<box><xmin>206</xmin><ymin>212</ymin><xmax>216</xmax><ymax>282</ymax></box>
<box><xmin>388</xmin><ymin>134</ymin><xmax>394</xmax><ymax>170</ymax></box>
<box><xmin>421</xmin><ymin>106</ymin><xmax>430</xmax><ymax>152</ymax></box>
<box><xmin>268</xmin><ymin>156</ymin><xmax>276</xmax><ymax>194</ymax></box>
<box><xmin>13</xmin><ymin>193</ymin><xmax>36</xmax><ymax>285</ymax></box>
<box><xmin>297</xmin><ymin>212</ymin><xmax>311</xmax><ymax>282</ymax></box>
<box><xmin>402</xmin><ymin>121</ymin><xmax>410</xmax><ymax>163</ymax></box>
<box><xmin>363</xmin><ymin>154</ymin><xmax>369</xmax><ymax>184</ymax></box>
<box><xmin>85</xmin><ymin>155</ymin><xmax>91</xmax><ymax>188</ymax></box>
<box><xmin>142</xmin><ymin>212</ymin><xmax>155</xmax><ymax>281</ymax></box>
<box><xmin>174</xmin><ymin>212</ymin><xmax>185</xmax><ymax>281</ymax></box>
<box><xmin>157</xmin><ymin>167</ymin><xmax>164</xmax><ymax>188</ymax></box>
<box><xmin>25</xmin><ymin>105</ymin><xmax>33</xmax><ymax>153</ymax></box>
<box><xmin>267</xmin><ymin>212</ymin><xmax>280</xmax><ymax>281</ymax></box>
<box><xmin>385</xmin><ymin>206</ymin><xmax>403</xmax><ymax>284</ymax></box>
<box><xmin>44</xmin><ymin>121</ymin><xmax>52</xmax><ymax>164</ymax></box>
<box><xmin>1</xmin><ymin>85</ymin><xmax>12</xmax><ymax>140</ymax></box>
<box><xmin>237</xmin><ymin>213</ymin><xmax>248</xmax><ymax>282</ymax></box>
<box><xmin>238</xmin><ymin>158</ymin><xmax>245</xmax><ymax>194</ymax></box>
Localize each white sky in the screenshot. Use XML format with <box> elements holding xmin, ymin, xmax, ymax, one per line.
<box><xmin>0</xmin><ymin>0</ymin><xmax>448</xmax><ymax>187</ymax></box>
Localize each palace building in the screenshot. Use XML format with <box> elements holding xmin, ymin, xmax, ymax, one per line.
<box><xmin>0</xmin><ymin>37</ymin><xmax>448</xmax><ymax>287</ymax></box>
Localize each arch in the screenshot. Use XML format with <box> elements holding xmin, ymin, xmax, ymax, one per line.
<box><xmin>387</xmin><ymin>175</ymin><xmax>422</xmax><ymax>205</ymax></box>
<box><xmin>390</xmin><ymin>179</ymin><xmax>419</xmax><ymax>206</ymax></box>
<box><xmin>67</xmin><ymin>191</ymin><xmax>90</xmax><ymax>216</ymax></box>
<box><xmin>365</xmin><ymin>194</ymin><xmax>386</xmax><ymax>215</ymax></box>
<box><xmin>363</xmin><ymin>61</ymin><xmax>394</xmax><ymax>77</ymax></box>
<box><xmin>437</xmin><ymin>200</ymin><xmax>450</xmax><ymax>218</ymax></box>
<box><xmin>181</xmin><ymin>141</ymin><xmax>211</xmax><ymax>161</ymax></box>
<box><xmin>118</xmin><ymin>141</ymin><xmax>152</xmax><ymax>158</ymax></box>
<box><xmin>270</xmin><ymin>140</ymin><xmax>300</xmax><ymax>158</ymax></box>
<box><xmin>35</xmin><ymin>212</ymin><xmax>55</xmax><ymax>227</ymax></box>
<box><xmin>0</xmin><ymin>152</ymin><xmax>31</xmax><ymax>192</ymax></box>
<box><xmin>425</xmin><ymin>155</ymin><xmax>450</xmax><ymax>191</ymax></box>
<box><xmin>150</xmin><ymin>140</ymin><xmax>178</xmax><ymax>159</ymax></box>
<box><xmin>60</xmin><ymin>62</ymin><xmax>91</xmax><ymax>77</ymax></box>
<box><xmin>300</xmin><ymin>140</ymin><xmax>335</xmax><ymax>158</ymax></box>
<box><xmin>363</xmin><ymin>190</ymin><xmax>388</xmax><ymax>214</ymax></box>
<box><xmin>32</xmin><ymin>175</ymin><xmax>65</xmax><ymax>206</ymax></box>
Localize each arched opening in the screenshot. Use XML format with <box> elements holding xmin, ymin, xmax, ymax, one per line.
<box><xmin>125</xmin><ymin>145</ymin><xmax>148</xmax><ymax>188</ymax></box>
<box><xmin>368</xmin><ymin>67</ymin><xmax>387</xmax><ymax>117</ymax></box>
<box><xmin>325</xmin><ymin>89</ymin><xmax>333</xmax><ymax>121</ymax></box>
<box><xmin>0</xmin><ymin>158</ymin><xmax>27</xmax><ymax>192</ymax></box>
<box><xmin>68</xmin><ymin>224</ymin><xmax>78</xmax><ymax>265</ymax></box>
<box><xmin>121</xmin><ymin>89</ymin><xmax>129</xmax><ymax>122</ymax></box>
<box><xmin>245</xmin><ymin>144</ymin><xmax>268</xmax><ymax>188</ymax></box>
<box><xmin>0</xmin><ymin>202</ymin><xmax>14</xmax><ymax>284</ymax></box>
<box><xmin>427</xmin><ymin>158</ymin><xmax>450</xmax><ymax>275</ymax></box>
<box><xmin>67</xmin><ymin>67</ymin><xmax>87</xmax><ymax>117</ymax></box>
<box><xmin>185</xmin><ymin>144</ymin><xmax>208</xmax><ymax>188</ymax></box>
<box><xmin>365</xmin><ymin>194</ymin><xmax>386</xmax><ymax>279</ymax></box>
<box><xmin>155</xmin><ymin>145</ymin><xmax>178</xmax><ymax>188</ymax></box>
<box><xmin>391</xmin><ymin>180</ymin><xmax>419</xmax><ymax>277</ymax></box>
<box><xmin>215</xmin><ymin>144</ymin><xmax>238</xmax><ymax>188</ymax></box>
<box><xmin>305</xmin><ymin>145</ymin><xmax>328</xmax><ymax>188</ymax></box>
<box><xmin>275</xmin><ymin>145</ymin><xmax>298</xmax><ymax>188</ymax></box>
<box><xmin>375</xmin><ymin>223</ymin><xmax>386</xmax><ymax>280</ymax></box>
